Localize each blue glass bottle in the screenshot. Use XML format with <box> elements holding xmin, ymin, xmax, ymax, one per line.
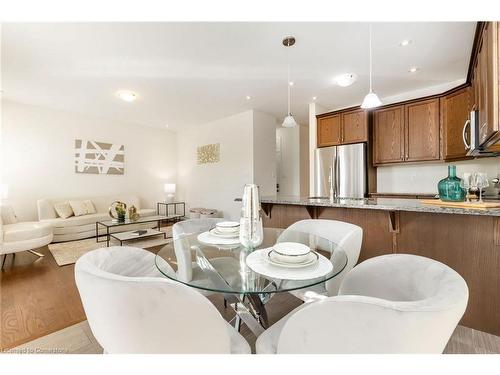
<box><xmin>438</xmin><ymin>165</ymin><xmax>466</xmax><ymax>202</ymax></box>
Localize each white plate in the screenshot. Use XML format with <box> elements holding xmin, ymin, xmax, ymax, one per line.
<box><xmin>197</xmin><ymin>231</ymin><xmax>240</xmax><ymax>246</ymax></box>
<box><xmin>215</xmin><ymin>221</ymin><xmax>240</xmax><ymax>233</ymax></box>
<box><xmin>273</xmin><ymin>242</ymin><xmax>310</xmax><ymax>256</ymax></box>
<box><xmin>268</xmin><ymin>250</ymin><xmax>319</xmax><ymax>268</ymax></box>
<box><xmin>209</xmin><ymin>227</ymin><xmax>239</xmax><ymax>238</ymax></box>
<box><xmin>271</xmin><ymin>242</ymin><xmax>311</xmax><ymax>263</ymax></box>
<box><xmin>245</xmin><ymin>248</ymin><xmax>333</xmax><ymax>281</ymax></box>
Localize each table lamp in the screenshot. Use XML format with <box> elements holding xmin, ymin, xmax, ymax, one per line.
<box><xmin>164</xmin><ymin>183</ymin><xmax>176</xmax><ymax>203</ymax></box>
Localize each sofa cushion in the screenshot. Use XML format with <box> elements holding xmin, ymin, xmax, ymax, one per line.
<box><xmin>69</xmin><ymin>200</ymin><xmax>96</xmax><ymax>216</ymax></box>
<box><xmin>54</xmin><ymin>202</ymin><xmax>74</xmax><ymax>219</ymax></box>
<box><xmin>42</xmin><ymin>213</ymin><xmax>110</xmax><ymax>228</ymax></box>
<box><xmin>4</xmin><ymin>222</ymin><xmax>53</xmax><ymax>242</ymax></box>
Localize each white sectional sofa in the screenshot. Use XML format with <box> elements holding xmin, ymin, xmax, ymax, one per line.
<box><xmin>37</xmin><ymin>195</ymin><xmax>157</xmax><ymax>242</ymax></box>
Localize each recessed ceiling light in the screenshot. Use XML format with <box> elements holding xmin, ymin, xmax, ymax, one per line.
<box><xmin>246</xmin><ymin>95</ymin><xmax>252</xmax><ymax>100</ymax></box>
<box><xmin>165</xmin><ymin>124</ymin><xmax>169</xmax><ymax>128</ymax></box>
<box><xmin>312</xmin><ymin>96</ymin><xmax>317</xmax><ymax>100</ymax></box>
<box><xmin>409</xmin><ymin>66</ymin><xmax>419</xmax><ymax>73</ymax></box>
<box><xmin>399</xmin><ymin>39</ymin><xmax>412</xmax><ymax>47</ymax></box>
<box><xmin>289</xmin><ymin>81</ymin><xmax>294</xmax><ymax>86</ymax></box>
<box><xmin>116</xmin><ymin>90</ymin><xmax>137</xmax><ymax>102</ymax></box>
<box><xmin>334</xmin><ymin>73</ymin><xmax>358</xmax><ymax>87</ymax></box>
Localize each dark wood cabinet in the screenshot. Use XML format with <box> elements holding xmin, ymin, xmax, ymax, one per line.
<box><xmin>441</xmin><ymin>88</ymin><xmax>473</xmax><ymax>160</ymax></box>
<box><xmin>373</xmin><ymin>106</ymin><xmax>404</xmax><ymax>164</ymax></box>
<box><xmin>373</xmin><ymin>99</ymin><xmax>440</xmax><ymax>165</ymax></box>
<box><xmin>404</xmin><ymin>98</ymin><xmax>441</xmax><ymax>162</ymax></box>
<box><xmin>477</xmin><ymin>22</ymin><xmax>499</xmax><ymax>145</ymax></box>
<box><xmin>341</xmin><ymin>109</ymin><xmax>368</xmax><ymax>144</ymax></box>
<box><xmin>317</xmin><ymin>114</ymin><xmax>341</xmax><ymax>147</ymax></box>
<box><xmin>317</xmin><ymin>110</ymin><xmax>368</xmax><ymax>148</ymax></box>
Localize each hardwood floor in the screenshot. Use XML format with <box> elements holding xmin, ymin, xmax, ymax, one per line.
<box><xmin>2</xmin><ymin>242</ymin><xmax>500</xmax><ymax>354</ymax></box>
<box><xmin>1</xmin><ymin>246</ymin><xmax>86</xmax><ymax>350</ymax></box>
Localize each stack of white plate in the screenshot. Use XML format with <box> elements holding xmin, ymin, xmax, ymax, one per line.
<box><xmin>208</xmin><ymin>221</ymin><xmax>240</xmax><ymax>238</ymax></box>
<box><xmin>267</xmin><ymin>242</ymin><xmax>319</xmax><ymax>268</ymax></box>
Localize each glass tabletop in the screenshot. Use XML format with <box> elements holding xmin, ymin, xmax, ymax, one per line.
<box><xmin>155</xmin><ymin>227</ymin><xmax>348</xmax><ymax>295</ymax></box>
<box><xmin>98</xmin><ymin>215</ymin><xmax>168</xmax><ymax>227</ymax></box>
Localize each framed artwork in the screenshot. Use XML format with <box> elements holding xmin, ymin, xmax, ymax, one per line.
<box><xmin>197</xmin><ymin>143</ymin><xmax>220</xmax><ymax>165</ymax></box>
<box><xmin>75</xmin><ymin>139</ymin><xmax>125</xmax><ymax>175</ymax></box>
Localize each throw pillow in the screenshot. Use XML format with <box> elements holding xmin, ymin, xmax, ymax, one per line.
<box><xmin>83</xmin><ymin>200</ymin><xmax>96</xmax><ymax>214</ymax></box>
<box><xmin>54</xmin><ymin>202</ymin><xmax>74</xmax><ymax>219</ymax></box>
<box><xmin>1</xmin><ymin>205</ymin><xmax>19</xmax><ymax>224</ymax></box>
<box><xmin>69</xmin><ymin>200</ymin><xmax>87</xmax><ymax>216</ymax></box>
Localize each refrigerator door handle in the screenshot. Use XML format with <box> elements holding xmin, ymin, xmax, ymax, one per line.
<box><xmin>334</xmin><ymin>149</ymin><xmax>340</xmax><ymax>198</ymax></box>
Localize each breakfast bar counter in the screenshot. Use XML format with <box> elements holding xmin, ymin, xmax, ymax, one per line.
<box><xmin>258</xmin><ymin>195</ymin><xmax>500</xmax><ymax>217</ymax></box>
<box><xmin>249</xmin><ymin>195</ymin><xmax>500</xmax><ymax>337</ymax></box>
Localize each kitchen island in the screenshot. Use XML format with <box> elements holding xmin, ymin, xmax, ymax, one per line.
<box><xmin>257</xmin><ymin>196</ymin><xmax>500</xmax><ymax>336</ymax></box>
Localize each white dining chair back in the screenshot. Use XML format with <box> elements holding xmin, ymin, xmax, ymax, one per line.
<box><xmin>172</xmin><ymin>218</ymin><xmax>224</xmax><ymax>282</ymax></box>
<box><xmin>282</xmin><ymin>219</ymin><xmax>362</xmax><ymax>296</ymax></box>
<box><xmin>266</xmin><ymin>254</ymin><xmax>468</xmax><ymax>354</ymax></box>
<box><xmin>75</xmin><ymin>246</ymin><xmax>248</xmax><ymax>354</ymax></box>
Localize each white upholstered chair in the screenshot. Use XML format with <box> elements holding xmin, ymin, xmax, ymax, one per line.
<box><xmin>75</xmin><ymin>246</ymin><xmax>250</xmax><ymax>354</ymax></box>
<box><xmin>256</xmin><ymin>254</ymin><xmax>469</xmax><ymax>354</ymax></box>
<box><xmin>278</xmin><ymin>219</ymin><xmax>362</xmax><ymax>300</ymax></box>
<box><xmin>0</xmin><ymin>205</ymin><xmax>53</xmax><ymax>268</ymax></box>
<box><xmin>172</xmin><ymin>218</ymin><xmax>239</xmax><ymax>299</ymax></box>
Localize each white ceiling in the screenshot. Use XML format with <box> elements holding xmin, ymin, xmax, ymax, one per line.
<box><xmin>1</xmin><ymin>22</ymin><xmax>476</xmax><ymax>130</ymax></box>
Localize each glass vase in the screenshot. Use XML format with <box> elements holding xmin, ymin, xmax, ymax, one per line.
<box><xmin>438</xmin><ymin>165</ymin><xmax>466</xmax><ymax>202</ymax></box>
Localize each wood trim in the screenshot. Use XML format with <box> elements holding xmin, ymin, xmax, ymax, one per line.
<box><xmin>261</xmin><ymin>203</ymin><xmax>273</xmax><ymax>218</ymax></box>
<box><xmin>467</xmin><ymin>22</ymin><xmax>487</xmax><ymax>84</ymax></box>
<box><xmin>388</xmin><ymin>211</ymin><xmax>400</xmax><ymax>233</ymax></box>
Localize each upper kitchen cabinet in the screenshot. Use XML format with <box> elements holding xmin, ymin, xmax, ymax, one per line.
<box><xmin>317</xmin><ymin>114</ymin><xmax>342</xmax><ymax>147</ymax></box>
<box><xmin>373</xmin><ymin>106</ymin><xmax>404</xmax><ymax>164</ymax></box>
<box><xmin>476</xmin><ymin>22</ymin><xmax>499</xmax><ymax>147</ymax></box>
<box><xmin>441</xmin><ymin>87</ymin><xmax>473</xmax><ymax>160</ymax></box>
<box><xmin>373</xmin><ymin>99</ymin><xmax>440</xmax><ymax>165</ymax></box>
<box><xmin>317</xmin><ymin>109</ymin><xmax>368</xmax><ymax>148</ymax></box>
<box><xmin>341</xmin><ymin>109</ymin><xmax>368</xmax><ymax>144</ymax></box>
<box><xmin>404</xmin><ymin>98</ymin><xmax>441</xmax><ymax>162</ymax></box>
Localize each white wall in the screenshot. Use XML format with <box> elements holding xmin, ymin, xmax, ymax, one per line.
<box><xmin>299</xmin><ymin>125</ymin><xmax>309</xmax><ymax>197</ymax></box>
<box><xmin>177</xmin><ymin>110</ymin><xmax>276</xmax><ymax>220</ymax></box>
<box><xmin>252</xmin><ymin>111</ymin><xmax>277</xmax><ymax>196</ymax></box>
<box><xmin>377</xmin><ymin>158</ymin><xmax>500</xmax><ymax>195</ymax></box>
<box><xmin>308</xmin><ymin>102</ymin><xmax>327</xmax><ymax>194</ymax></box>
<box><xmin>1</xmin><ymin>100</ymin><xmax>177</xmax><ymax>221</ymax></box>
<box><xmin>276</xmin><ymin>126</ymin><xmax>300</xmax><ymax>196</ymax></box>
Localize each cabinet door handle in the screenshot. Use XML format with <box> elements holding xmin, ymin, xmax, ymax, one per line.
<box><xmin>462</xmin><ymin>119</ymin><xmax>471</xmax><ymax>149</ymax></box>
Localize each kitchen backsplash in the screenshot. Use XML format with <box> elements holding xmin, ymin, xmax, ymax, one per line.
<box><xmin>376</xmin><ymin>157</ymin><xmax>500</xmax><ymax>195</ymax></box>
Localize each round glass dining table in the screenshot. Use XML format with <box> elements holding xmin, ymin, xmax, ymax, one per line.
<box><xmin>155</xmin><ymin>227</ymin><xmax>348</xmax><ymax>335</ymax></box>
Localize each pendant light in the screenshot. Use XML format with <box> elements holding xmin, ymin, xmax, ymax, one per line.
<box><xmin>282</xmin><ymin>36</ymin><xmax>298</xmax><ymax>128</ymax></box>
<box><xmin>361</xmin><ymin>24</ymin><xmax>382</xmax><ymax>109</ymax></box>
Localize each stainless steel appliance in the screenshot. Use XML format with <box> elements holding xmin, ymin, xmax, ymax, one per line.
<box><xmin>314</xmin><ymin>143</ymin><xmax>367</xmax><ymax>199</ymax></box>
<box><xmin>463</xmin><ymin>110</ymin><xmax>500</xmax><ymax>156</ymax></box>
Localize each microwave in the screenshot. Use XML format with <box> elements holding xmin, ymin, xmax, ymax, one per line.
<box><xmin>463</xmin><ymin>110</ymin><xmax>499</xmax><ymax>156</ymax></box>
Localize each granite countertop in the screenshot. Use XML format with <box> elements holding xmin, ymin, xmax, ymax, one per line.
<box><xmin>254</xmin><ymin>195</ymin><xmax>500</xmax><ymax>217</ymax></box>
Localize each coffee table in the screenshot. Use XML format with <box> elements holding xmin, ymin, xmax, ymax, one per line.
<box><xmin>110</xmin><ymin>228</ymin><xmax>167</xmax><ymax>246</ymax></box>
<box><xmin>96</xmin><ymin>215</ymin><xmax>169</xmax><ymax>247</ymax></box>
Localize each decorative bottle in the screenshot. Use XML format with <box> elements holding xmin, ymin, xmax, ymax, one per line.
<box><xmin>438</xmin><ymin>165</ymin><xmax>466</xmax><ymax>202</ymax></box>
<box><xmin>239</xmin><ymin>184</ymin><xmax>264</xmax><ymax>249</ymax></box>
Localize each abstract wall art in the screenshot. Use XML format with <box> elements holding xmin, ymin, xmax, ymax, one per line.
<box><xmin>197</xmin><ymin>143</ymin><xmax>220</xmax><ymax>165</ymax></box>
<box><xmin>75</xmin><ymin>139</ymin><xmax>125</xmax><ymax>175</ymax></box>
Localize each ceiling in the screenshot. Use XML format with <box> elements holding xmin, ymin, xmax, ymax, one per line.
<box><xmin>1</xmin><ymin>22</ymin><xmax>476</xmax><ymax>130</ymax></box>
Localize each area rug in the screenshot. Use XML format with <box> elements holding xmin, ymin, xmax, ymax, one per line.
<box><xmin>48</xmin><ymin>227</ymin><xmax>172</xmax><ymax>266</ymax></box>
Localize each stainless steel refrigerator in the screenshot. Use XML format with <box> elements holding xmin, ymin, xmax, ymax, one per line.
<box><xmin>314</xmin><ymin>143</ymin><xmax>367</xmax><ymax>199</ymax></box>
